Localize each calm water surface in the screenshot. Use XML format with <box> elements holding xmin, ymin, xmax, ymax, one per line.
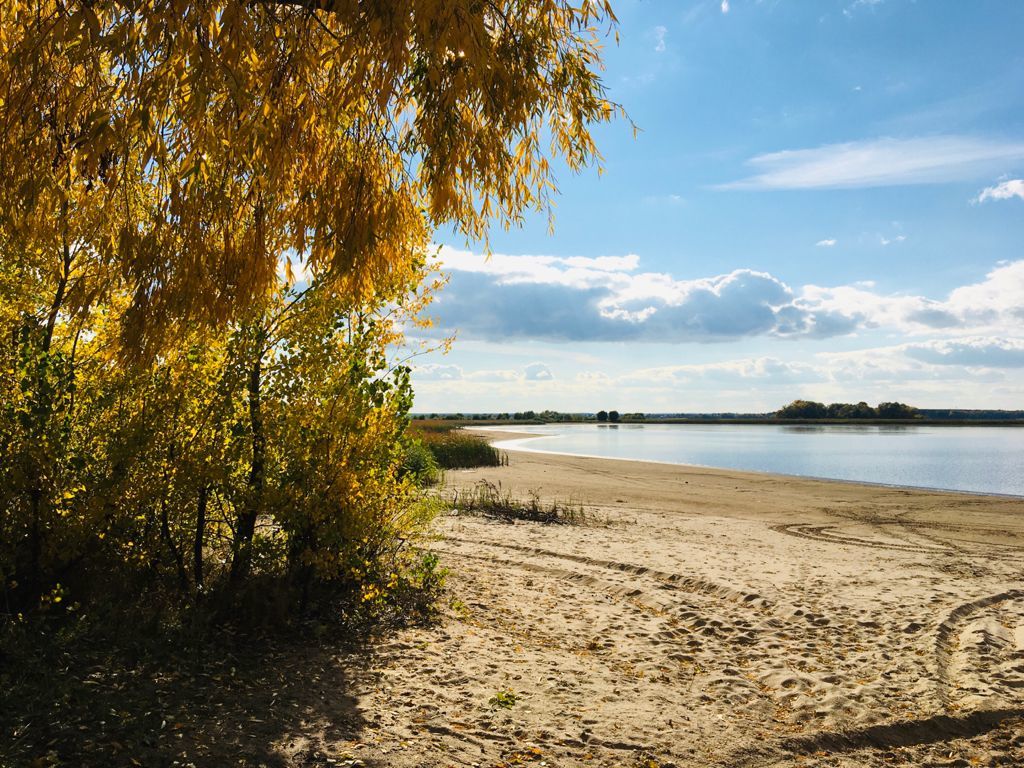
<box><xmin>483</xmin><ymin>423</ymin><xmax>1024</xmax><ymax>497</ymax></box>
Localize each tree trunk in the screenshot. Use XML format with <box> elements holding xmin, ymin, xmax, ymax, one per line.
<box><xmin>231</xmin><ymin>354</ymin><xmax>265</xmax><ymax>583</ymax></box>
<box><xmin>193</xmin><ymin>483</ymin><xmax>207</xmax><ymax>589</ymax></box>
<box><xmin>23</xmin><ymin>235</ymin><xmax>74</xmax><ymax>600</ymax></box>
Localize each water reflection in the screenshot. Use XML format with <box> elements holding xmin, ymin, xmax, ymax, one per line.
<box><xmin>780</xmin><ymin>424</ymin><xmax>916</xmax><ymax>434</ymax></box>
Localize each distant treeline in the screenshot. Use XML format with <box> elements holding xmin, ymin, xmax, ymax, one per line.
<box><xmin>410</xmin><ymin>407</ymin><xmax>1024</xmax><ymax>423</ymax></box>
<box><xmin>775</xmin><ymin>400</ymin><xmax>918</xmax><ymax>419</ymax></box>
<box><xmin>917</xmin><ymin>409</ymin><xmax>1024</xmax><ymax>421</ymax></box>
<box><xmin>411</xmin><ymin>410</ymin><xmax>645</xmax><ymax>422</ymax></box>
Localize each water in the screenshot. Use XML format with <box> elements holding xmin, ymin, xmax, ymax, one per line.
<box><xmin>482</xmin><ymin>423</ymin><xmax>1024</xmax><ymax>497</ymax></box>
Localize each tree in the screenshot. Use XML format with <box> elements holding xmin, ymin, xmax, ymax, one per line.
<box><xmin>851</xmin><ymin>401</ymin><xmax>875</xmax><ymax>419</ymax></box>
<box><xmin>776</xmin><ymin>400</ymin><xmax>827</xmax><ymax>419</ymax></box>
<box><xmin>0</xmin><ymin>1</ymin><xmax>621</xmax><ymax>615</ymax></box>
<box><xmin>596</xmin><ymin>410</ymin><xmax>608</xmax><ymax>422</ymax></box>
<box><xmin>877</xmin><ymin>402</ymin><xmax>918</xmax><ymax>419</ymax></box>
<box><xmin>0</xmin><ymin>0</ymin><xmax>622</xmax><ymax>354</ymax></box>
<box><xmin>608</xmin><ymin>410</ymin><xmax>620</xmax><ymax>422</ymax></box>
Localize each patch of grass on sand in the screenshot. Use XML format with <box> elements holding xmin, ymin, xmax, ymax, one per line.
<box><xmin>448</xmin><ymin>480</ymin><xmax>592</xmax><ymax>525</ymax></box>
<box><xmin>488</xmin><ymin>688</ymin><xmax>518</xmax><ymax>709</ymax></box>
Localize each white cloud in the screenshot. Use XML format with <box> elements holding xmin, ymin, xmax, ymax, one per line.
<box><xmin>975</xmin><ymin>179</ymin><xmax>1024</xmax><ymax>203</ymax></box>
<box><xmin>719</xmin><ymin>136</ymin><xmax>1024</xmax><ymax>191</ymax></box>
<box><xmin>903</xmin><ymin>337</ymin><xmax>1024</xmax><ymax>368</ymax></box>
<box><xmin>620</xmin><ymin>357</ymin><xmax>820</xmax><ymax>387</ymax></box>
<box><xmin>721</xmin><ymin>0</ymin><xmax>730</xmax><ymax>14</ymax></box>
<box><xmin>652</xmin><ymin>25</ymin><xmax>667</xmax><ymax>52</ymax></box>
<box><xmin>414</xmin><ymin>361</ymin><xmax>560</xmax><ymax>385</ymax></box>
<box><xmin>524</xmin><ymin>362</ymin><xmax>555</xmax><ymax>381</ymax></box>
<box><xmin>643</xmin><ymin>193</ymin><xmax>686</xmax><ymax>206</ymax></box>
<box><xmin>944</xmin><ymin>260</ymin><xmax>1024</xmax><ymax>325</ymax></box>
<box><xmin>816</xmin><ymin>239</ymin><xmax>837</xmax><ymax>247</ymax></box>
<box><xmin>433</xmin><ymin>247</ymin><xmax>1024</xmax><ymax>344</ymax></box>
<box><xmin>843</xmin><ymin>0</ymin><xmax>884</xmax><ymax>17</ymax></box>
<box><xmin>414</xmin><ymin>364</ymin><xmax>463</xmax><ymax>381</ymax></box>
<box><xmin>412</xmin><ymin>339</ymin><xmax>1024</xmax><ymax>413</ymax></box>
<box><xmin>466</xmin><ymin>369</ymin><xmax>521</xmax><ymax>382</ymax></box>
<box><xmin>576</xmin><ymin>371</ymin><xmax>612</xmax><ymax>383</ymax></box>
<box><xmin>879</xmin><ymin>234</ymin><xmax>906</xmax><ymax>246</ymax></box>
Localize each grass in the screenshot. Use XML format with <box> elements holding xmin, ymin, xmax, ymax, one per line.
<box><xmin>447</xmin><ymin>480</ymin><xmax>592</xmax><ymax>525</ymax></box>
<box><xmin>488</xmin><ymin>688</ymin><xmax>518</xmax><ymax>709</ymax></box>
<box><xmin>407</xmin><ymin>420</ymin><xmax>507</xmax><ymax>470</ymax></box>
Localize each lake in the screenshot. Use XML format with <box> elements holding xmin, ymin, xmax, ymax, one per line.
<box><xmin>482</xmin><ymin>423</ymin><xmax>1024</xmax><ymax>497</ymax></box>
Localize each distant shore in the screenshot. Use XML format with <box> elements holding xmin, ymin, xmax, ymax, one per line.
<box><xmin>414</xmin><ymin>416</ymin><xmax>1024</xmax><ymax>428</ymax></box>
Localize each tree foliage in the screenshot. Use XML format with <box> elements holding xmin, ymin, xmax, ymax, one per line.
<box><xmin>0</xmin><ymin>0</ymin><xmax>620</xmax><ymax>352</ymax></box>
<box><xmin>0</xmin><ymin>1</ymin><xmax>619</xmax><ymax>617</ymax></box>
<box><xmin>776</xmin><ymin>400</ymin><xmax>919</xmax><ymax>420</ymax></box>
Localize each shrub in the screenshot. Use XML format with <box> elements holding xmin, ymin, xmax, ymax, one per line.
<box><xmin>401</xmin><ymin>440</ymin><xmax>441</xmax><ymax>486</ymax></box>
<box><xmin>406</xmin><ymin>422</ymin><xmax>507</xmax><ymax>470</ymax></box>
<box><xmin>421</xmin><ymin>431</ymin><xmax>507</xmax><ymax>469</ymax></box>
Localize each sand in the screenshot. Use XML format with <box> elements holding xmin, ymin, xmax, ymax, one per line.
<box><xmin>290</xmin><ymin>434</ymin><xmax>1024</xmax><ymax>767</ymax></box>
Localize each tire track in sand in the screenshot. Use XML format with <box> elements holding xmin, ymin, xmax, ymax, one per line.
<box><xmin>934</xmin><ymin>588</ymin><xmax>1024</xmax><ymax>709</ymax></box>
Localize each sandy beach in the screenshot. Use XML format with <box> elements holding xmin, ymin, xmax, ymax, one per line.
<box><xmin>292</xmin><ymin>435</ymin><xmax>1024</xmax><ymax>767</ymax></box>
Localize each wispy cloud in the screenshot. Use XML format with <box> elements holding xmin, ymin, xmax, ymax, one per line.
<box><xmin>412</xmin><ymin>339</ymin><xmax>1024</xmax><ymax>413</ymax></box>
<box><xmin>816</xmin><ymin>239</ymin><xmax>837</xmax><ymax>247</ymax></box>
<box><xmin>642</xmin><ymin>193</ymin><xmax>686</xmax><ymax>207</ymax></box>
<box><xmin>975</xmin><ymin>178</ymin><xmax>1024</xmax><ymax>203</ymax></box>
<box><xmin>879</xmin><ymin>234</ymin><xmax>906</xmax><ymax>246</ymax></box>
<box><xmin>719</xmin><ymin>136</ymin><xmax>1024</xmax><ymax>191</ymax></box>
<box><xmin>652</xmin><ymin>25</ymin><xmax>667</xmax><ymax>52</ymax></box>
<box><xmin>412</xmin><ymin>362</ymin><xmax>557</xmax><ymax>384</ymax></box>
<box><xmin>721</xmin><ymin>0</ymin><xmax>730</xmax><ymax>14</ymax></box>
<box><xmin>843</xmin><ymin>0</ymin><xmax>884</xmax><ymax>16</ymax></box>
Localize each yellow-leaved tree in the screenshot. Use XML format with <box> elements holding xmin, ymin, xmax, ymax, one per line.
<box><xmin>0</xmin><ymin>0</ymin><xmax>619</xmax><ymax>350</ymax></box>
<box><xmin>0</xmin><ymin>1</ymin><xmax>618</xmax><ymax>614</ymax></box>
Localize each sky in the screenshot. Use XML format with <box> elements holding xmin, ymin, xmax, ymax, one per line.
<box><xmin>409</xmin><ymin>0</ymin><xmax>1024</xmax><ymax>414</ymax></box>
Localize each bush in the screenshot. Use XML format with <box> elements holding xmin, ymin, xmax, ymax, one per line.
<box><xmin>401</xmin><ymin>440</ymin><xmax>441</xmax><ymax>486</ymax></box>
<box><xmin>420</xmin><ymin>431</ymin><xmax>507</xmax><ymax>469</ymax></box>
<box><xmin>406</xmin><ymin>421</ymin><xmax>507</xmax><ymax>470</ymax></box>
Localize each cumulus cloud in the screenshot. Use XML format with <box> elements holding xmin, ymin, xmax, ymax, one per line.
<box><xmin>719</xmin><ymin>136</ymin><xmax>1024</xmax><ymax>191</ymax></box>
<box><xmin>414</xmin><ymin>364</ymin><xmax>463</xmax><ymax>381</ymax></box>
<box><xmin>819</xmin><ymin>344</ymin><xmax>1016</xmax><ymax>385</ymax></box>
<box><xmin>433</xmin><ymin>247</ymin><xmax>1024</xmax><ymax>344</ymax></box>
<box><xmin>816</xmin><ymin>239</ymin><xmax>837</xmax><ymax>247</ymax></box>
<box><xmin>524</xmin><ymin>362</ymin><xmax>555</xmax><ymax>381</ymax></box>
<box><xmin>903</xmin><ymin>337</ymin><xmax>1024</xmax><ymax>368</ymax></box>
<box><xmin>435</xmin><ymin>246</ymin><xmax>859</xmax><ymax>343</ymax></box>
<box><xmin>975</xmin><ymin>179</ymin><xmax>1024</xmax><ymax>203</ymax></box>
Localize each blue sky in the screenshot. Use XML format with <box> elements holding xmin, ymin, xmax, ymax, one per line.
<box><xmin>410</xmin><ymin>0</ymin><xmax>1024</xmax><ymax>414</ymax></box>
